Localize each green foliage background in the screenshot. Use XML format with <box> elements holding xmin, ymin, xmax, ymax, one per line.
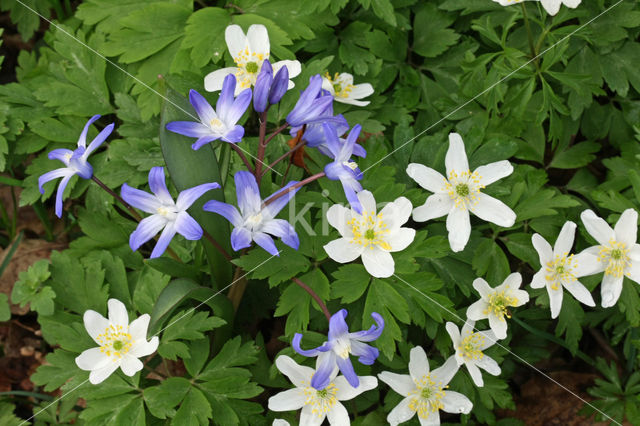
<box><xmin>2</xmin><ymin>0</ymin><xmax>640</xmax><ymax>424</ymax></box>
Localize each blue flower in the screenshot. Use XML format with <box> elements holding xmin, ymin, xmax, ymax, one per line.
<box><xmin>166</xmin><ymin>74</ymin><xmax>252</xmax><ymax>150</ymax></box>
<box><xmin>323</xmin><ymin>123</ymin><xmax>366</xmax><ymax>214</ymax></box>
<box><xmin>253</xmin><ymin>59</ymin><xmax>289</xmax><ymax>112</ymax></box>
<box><xmin>203</xmin><ymin>171</ymin><xmax>299</xmax><ymax>256</ymax></box>
<box><xmin>286</xmin><ymin>75</ymin><xmax>337</xmax><ymax>127</ymax></box>
<box><xmin>290</xmin><ymin>100</ymin><xmax>349</xmax><ymax>158</ymax></box>
<box><xmin>121</xmin><ymin>167</ymin><xmax>220</xmax><ymax>258</ymax></box>
<box><xmin>38</xmin><ymin>115</ymin><xmax>114</xmax><ymax>218</ymax></box>
<box><xmin>293</xmin><ymin>309</ymin><xmax>384</xmax><ymax>390</ymax></box>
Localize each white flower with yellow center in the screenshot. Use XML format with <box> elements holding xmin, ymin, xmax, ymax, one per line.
<box><xmin>268</xmin><ymin>355</ymin><xmax>377</xmax><ymax>426</ymax></box>
<box><xmin>466</xmin><ymin>273</ymin><xmax>529</xmax><ymax>340</ymax></box>
<box><xmin>324</xmin><ymin>190</ymin><xmax>416</xmax><ymax>278</ymax></box>
<box><xmin>321</xmin><ymin>72</ymin><xmax>374</xmax><ymax>106</ymax></box>
<box><xmin>492</xmin><ymin>0</ymin><xmax>581</xmax><ymax>16</ymax></box>
<box><xmin>204</xmin><ymin>24</ymin><xmax>301</xmax><ymax>95</ymax></box>
<box><xmin>378</xmin><ymin>346</ymin><xmax>472</xmax><ymax>426</ymax></box>
<box><xmin>578</xmin><ymin>209</ymin><xmax>640</xmax><ymax>308</ymax></box>
<box><xmin>75</xmin><ymin>299</ymin><xmax>159</xmax><ymax>384</ymax></box>
<box><xmin>530</xmin><ymin>221</ymin><xmax>597</xmax><ymax>318</ymax></box>
<box><xmin>445</xmin><ymin>321</ymin><xmax>500</xmax><ymax>387</ymax></box>
<box><xmin>407</xmin><ymin>133</ymin><xmax>516</xmax><ymax>253</ymax></box>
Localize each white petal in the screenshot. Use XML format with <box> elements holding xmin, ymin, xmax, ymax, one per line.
<box><xmin>466</xmin><ymin>300</ymin><xmax>487</xmax><ymax>321</ymax></box>
<box><xmin>387</xmin><ymin>397</ymin><xmax>415</xmax><ymax>426</ymax></box>
<box><xmin>431</xmin><ymin>356</ymin><xmax>459</xmax><ymax>386</ymax></box>
<box><xmin>356</xmin><ymin>190</ymin><xmax>377</xmax><ymax>215</ymax></box>
<box><xmin>272</xmin><ymin>60</ymin><xmax>301</xmax><ymax>79</ymax></box>
<box><xmin>75</xmin><ymin>347</ymin><xmax>110</xmax><ymax>371</ymax></box>
<box><xmin>336</xmin><ymin>97</ymin><xmax>370</xmax><ymax>107</ymax></box>
<box><xmin>225</xmin><ymin>25</ymin><xmax>247</xmax><ymax>60</ymax></box>
<box><xmin>476</xmin><ymin>355</ymin><xmax>501</xmax><ymax>376</ymax></box>
<box><xmin>128</xmin><ymin>314</ymin><xmax>151</xmax><ymax>341</ymax></box>
<box><xmin>418</xmin><ymin>411</ymin><xmax>440</xmax><ymax>426</ymax></box>
<box><xmin>501</xmin><ymin>272</ymin><xmax>523</xmax><ymax>291</ymax></box>
<box><xmin>335</xmin><ymin>376</ymin><xmax>377</xmax><ymax>401</ymax></box>
<box><xmin>361</xmin><ymin>248</ymin><xmax>395</xmax><ymax>278</ymax></box>
<box><xmin>267</xmin><ymin>388</ymin><xmax>306</xmax><ymax>411</ymax></box>
<box><xmin>511</xmin><ymin>289</ymin><xmax>530</xmax><ymax>306</ymax></box>
<box><xmin>530</xmin><ymin>269</ymin><xmax>547</xmax><ymax>289</ymax></box>
<box><xmin>465</xmin><ymin>362</ymin><xmax>484</xmax><ymax>387</ymax></box>
<box><xmin>601</xmin><ymin>274</ymin><xmax>624</xmax><ymax>308</ymax></box>
<box><xmin>488</xmin><ymin>314</ymin><xmax>507</xmax><ymax>340</ymax></box>
<box><xmin>412</xmin><ymin>194</ymin><xmax>454</xmax><ymax>222</ymax></box>
<box><xmin>89</xmin><ymin>361</ymin><xmax>120</xmax><ymax>384</ymax></box>
<box><xmin>478</xmin><ymin>330</ymin><xmax>498</xmax><ymax>350</ymax></box>
<box><xmin>532</xmin><ymin>233</ymin><xmax>552</xmax><ymax>267</ymax></box>
<box><xmin>204</xmin><ymin>67</ymin><xmax>238</xmax><ymax>92</ymax></box>
<box><xmin>472</xmin><ymin>278</ymin><xmax>493</xmax><ymax>298</ymax></box>
<box><xmin>441</xmin><ymin>390</ymin><xmax>473</xmax><ymax>414</ymax></box>
<box><xmin>474</xmin><ymin>160</ymin><xmax>513</xmax><ymax>186</ymax></box>
<box><xmin>614</xmin><ymin>209</ymin><xmax>638</xmax><ymax>247</ymax></box>
<box><xmin>380</xmin><ymin>197</ymin><xmax>413</xmax><ymax>230</ymax></box>
<box><xmin>83</xmin><ymin>310</ymin><xmax>109</xmax><ymax>345</ymax></box>
<box><xmin>574</xmin><ymin>248</ymin><xmax>604</xmax><ymax>276</ymax></box>
<box><xmin>580</xmin><ymin>209</ymin><xmax>615</xmax><ymax>246</ymax></box>
<box><xmin>386</xmin><ymin>228</ymin><xmax>416</xmax><ymax>252</ymax></box>
<box><xmin>247</xmin><ymin>24</ymin><xmax>270</xmax><ymax>56</ymax></box>
<box><xmin>108</xmin><ymin>299</ymin><xmax>129</xmax><ymax>328</ymax></box>
<box><xmin>299</xmin><ymin>405</ymin><xmax>325</xmax><ymax>426</ymax></box>
<box><xmin>408</xmin><ymin>346</ymin><xmax>429</xmax><ymax>381</ymax></box>
<box><xmin>563</xmin><ymin>0</ymin><xmax>582</xmax><ymax>8</ymax></box>
<box><xmin>120</xmin><ymin>355</ymin><xmax>143</xmax><ymax>376</ymax></box>
<box><xmin>547</xmin><ymin>284</ymin><xmax>563</xmax><ymax>319</ymax></box>
<box><xmin>461</xmin><ymin>320</ymin><xmax>474</xmax><ymax>336</ymax></box>
<box><xmin>327</xmin><ymin>204</ymin><xmax>353</xmax><ymax>237</ymax></box>
<box><xmin>445</xmin><ymin>133</ymin><xmax>469</xmax><ymax>176</ymax></box>
<box><xmin>629</xmin><ymin>244</ymin><xmax>640</xmax><ymax>261</ymax></box>
<box><xmin>348</xmin><ymin>83</ymin><xmax>374</xmax><ymax>100</ymax></box>
<box><xmin>540</xmin><ymin>0</ymin><xmax>561</xmax><ymax>15</ymax></box>
<box><xmin>275</xmin><ymin>355</ymin><xmax>314</xmax><ymax>388</ymax></box>
<box><xmin>406</xmin><ymin>163</ymin><xmax>448</xmax><ymax>193</ymax></box>
<box><xmin>553</xmin><ymin>221</ymin><xmax>577</xmax><ymax>257</ymax></box>
<box><xmin>377</xmin><ymin>372</ymin><xmax>414</xmax><ymax>397</ymax></box>
<box><xmin>326</xmin><ymin>402</ymin><xmax>350</xmax><ymax>425</ymax></box>
<box><xmin>446</xmin><ymin>206</ymin><xmax>471</xmax><ymax>252</ymax></box>
<box><xmin>469</xmin><ymin>193</ymin><xmax>516</xmax><ymax>227</ymax></box>
<box><xmin>324</xmin><ymin>238</ymin><xmax>362</xmax><ymax>264</ymax></box>
<box><xmin>445</xmin><ymin>322</ymin><xmax>461</xmax><ymax>346</ymax></box>
<box><xmin>626</xmin><ymin>261</ymin><xmax>640</xmax><ymax>285</ymax></box>
<box><xmin>563</xmin><ymin>280</ymin><xmax>595</xmax><ymax>307</ymax></box>
<box><xmin>272</xmin><ymin>420</ymin><xmax>290</xmax><ymax>426</ymax></box>
<box><xmin>129</xmin><ymin>336</ymin><xmax>159</xmax><ymax>358</ymax></box>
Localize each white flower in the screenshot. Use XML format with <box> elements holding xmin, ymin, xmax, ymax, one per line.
<box><xmin>268</xmin><ymin>355</ymin><xmax>378</xmax><ymax>426</ymax></box>
<box><xmin>323</xmin><ymin>190</ymin><xmax>416</xmax><ymax>278</ymax></box>
<box><xmin>321</xmin><ymin>72</ymin><xmax>374</xmax><ymax>106</ymax></box>
<box><xmin>378</xmin><ymin>346</ymin><xmax>472</xmax><ymax>426</ymax></box>
<box><xmin>530</xmin><ymin>221</ymin><xmax>596</xmax><ymax>318</ymax></box>
<box><xmin>492</xmin><ymin>0</ymin><xmax>581</xmax><ymax>16</ymax></box>
<box><xmin>578</xmin><ymin>209</ymin><xmax>640</xmax><ymax>308</ymax></box>
<box><xmin>466</xmin><ymin>273</ymin><xmax>529</xmax><ymax>340</ymax></box>
<box><xmin>272</xmin><ymin>420</ymin><xmax>290</xmax><ymax>426</ymax></box>
<box><xmin>75</xmin><ymin>299</ymin><xmax>159</xmax><ymax>384</ymax></box>
<box><xmin>407</xmin><ymin>133</ymin><xmax>516</xmax><ymax>252</ymax></box>
<box><xmin>445</xmin><ymin>321</ymin><xmax>500</xmax><ymax>387</ymax></box>
<box><xmin>204</xmin><ymin>24</ymin><xmax>301</xmax><ymax>95</ymax></box>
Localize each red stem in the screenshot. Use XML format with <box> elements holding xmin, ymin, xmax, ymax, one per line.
<box><xmin>261</xmin><ymin>172</ymin><xmax>325</xmax><ymax>208</ymax></box>
<box><xmin>255</xmin><ymin>111</ymin><xmax>268</xmax><ymax>183</ymax></box>
<box><xmin>230</xmin><ymin>144</ymin><xmax>254</xmax><ymax>174</ymax></box>
<box><xmin>292</xmin><ymin>277</ymin><xmax>331</xmax><ymax>321</ymax></box>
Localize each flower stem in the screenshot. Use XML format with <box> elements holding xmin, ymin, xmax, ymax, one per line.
<box><xmin>202</xmin><ymin>230</ymin><xmax>233</xmax><ymax>261</ymax></box>
<box><xmin>263</xmin><ymin>122</ymin><xmax>289</xmax><ymax>147</ymax></box>
<box><xmin>255</xmin><ymin>111</ymin><xmax>269</xmax><ymax>183</ymax></box>
<box><xmin>229</xmin><ymin>143</ymin><xmax>254</xmax><ymax>174</ymax></box>
<box><xmin>521</xmin><ymin>3</ymin><xmax>540</xmax><ymax>70</ymax></box>
<box><xmin>262</xmin><ymin>172</ymin><xmax>325</xmax><ymax>208</ymax></box>
<box><xmin>261</xmin><ymin>138</ymin><xmax>306</xmax><ymax>178</ymax></box>
<box><xmin>292</xmin><ymin>277</ymin><xmax>331</xmax><ymax>321</ymax></box>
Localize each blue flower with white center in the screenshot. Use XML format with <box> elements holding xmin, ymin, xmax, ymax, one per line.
<box><xmin>286</xmin><ymin>75</ymin><xmax>338</xmax><ymax>128</ymax></box>
<box><xmin>253</xmin><ymin>59</ymin><xmax>289</xmax><ymax>112</ymax></box>
<box><xmin>203</xmin><ymin>171</ymin><xmax>300</xmax><ymax>256</ymax></box>
<box><xmin>323</xmin><ymin>123</ymin><xmax>366</xmax><ymax>214</ymax></box>
<box><xmin>293</xmin><ymin>309</ymin><xmax>384</xmax><ymax>390</ymax></box>
<box><xmin>166</xmin><ymin>74</ymin><xmax>252</xmax><ymax>151</ymax></box>
<box><xmin>38</xmin><ymin>115</ymin><xmax>114</xmax><ymax>218</ymax></box>
<box><xmin>290</xmin><ymin>100</ymin><xmax>350</xmax><ymax>158</ymax></box>
<box><xmin>121</xmin><ymin>167</ymin><xmax>220</xmax><ymax>258</ymax></box>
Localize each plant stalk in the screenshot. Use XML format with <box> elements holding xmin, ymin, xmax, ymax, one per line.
<box><xmin>292</xmin><ymin>277</ymin><xmax>331</xmax><ymax>321</ymax></box>
<box><xmin>262</xmin><ymin>172</ymin><xmax>325</xmax><ymax>208</ymax></box>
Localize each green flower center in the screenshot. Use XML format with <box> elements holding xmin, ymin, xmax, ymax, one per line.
<box><xmin>611</xmin><ymin>249</ymin><xmax>622</xmax><ymax>260</ymax></box>
<box><xmin>246</xmin><ymin>61</ymin><xmax>259</xmax><ymax>73</ymax></box>
<box><xmin>113</xmin><ymin>340</ymin><xmax>124</xmax><ymax>351</ymax></box>
<box><xmin>421</xmin><ymin>387</ymin><xmax>432</xmax><ymax>399</ymax></box>
<box><xmin>365</xmin><ymin>229</ymin><xmax>376</xmax><ymax>240</ymax></box>
<box><xmin>455</xmin><ymin>184</ymin><xmax>469</xmax><ymax>197</ymax></box>
<box><xmin>333</xmin><ymin>83</ymin><xmax>342</xmax><ymax>93</ymax></box>
<box><xmin>317</xmin><ymin>389</ymin><xmax>328</xmax><ymax>398</ymax></box>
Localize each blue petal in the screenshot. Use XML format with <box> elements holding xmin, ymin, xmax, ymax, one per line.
<box><xmin>234</xmin><ymin>171</ymin><xmax>261</xmax><ymax>216</ymax></box>
<box><xmin>189</xmin><ymin>89</ymin><xmax>216</xmax><ymax>124</ymax></box>
<box><xmin>54</xmin><ymin>174</ymin><xmax>73</xmax><ymax>218</ymax></box>
<box><xmin>323</xmin><ymin>161</ymin><xmax>347</xmax><ymax>181</ymax></box>
<box><xmin>48</xmin><ymin>149</ymin><xmax>73</xmax><ymax>164</ymax></box>
<box><xmin>129</xmin><ymin>214</ymin><xmax>166</xmax><ymax>251</ymax></box>
<box><xmin>202</xmin><ymin>200</ymin><xmax>243</xmax><ymax>227</ymax></box>
<box><xmin>328</xmin><ymin>309</ymin><xmax>349</xmax><ymax>341</ymax></box>
<box><xmin>230</xmin><ymin>226</ymin><xmax>252</xmax><ymax>251</ymax></box>
<box><xmin>83</xmin><ymin>123</ymin><xmax>114</xmax><ymax>159</ymax></box>
<box><xmin>263</xmin><ymin>180</ymin><xmax>300</xmax><ymax>219</ymax></box>
<box><xmin>336</xmin><ymin>356</ymin><xmax>359</xmax><ymax>388</ymax></box>
<box><xmin>38</xmin><ymin>168</ymin><xmax>72</xmax><ymax>194</ymax></box>
<box><xmin>341</xmin><ymin>124</ymin><xmax>362</xmax><ymax>160</ymax></box>
<box><xmin>148</xmin><ymin>167</ymin><xmax>173</xmax><ymax>205</ymax></box>
<box><xmin>121</xmin><ymin>183</ymin><xmax>161</xmax><ymax>214</ymax></box>
<box><xmin>225</xmin><ymin>88</ymin><xmax>252</xmax><ymax>125</ymax></box>
<box><xmin>166</xmin><ymin>121</ymin><xmax>212</xmax><ymax>138</ymax></box>
<box><xmin>342</xmin><ymin>178</ymin><xmax>363</xmax><ymax>215</ymax></box>
<box><xmin>292</xmin><ymin>333</ymin><xmax>331</xmax><ymax>357</ymax></box>
<box><xmin>349</xmin><ymin>312</ymin><xmax>385</xmax><ymax>342</ymax></box>
<box><xmin>174</xmin><ymin>212</ymin><xmax>203</xmax><ymax>240</ymax></box>
<box><xmin>253</xmin><ymin>68</ymin><xmax>272</xmax><ymax>113</ymax></box>
<box><xmin>269</xmin><ymin>64</ymin><xmax>288</xmax><ymax>105</ymax></box>
<box><xmin>253</xmin><ymin>232</ymin><xmax>279</xmax><ymax>256</ymax></box>
<box><xmin>322</xmin><ymin>122</ymin><xmax>341</xmax><ymax>159</ymax></box>
<box><xmin>261</xmin><ymin>219</ymin><xmax>299</xmax><ymax>250</ymax></box>
<box><xmin>352</xmin><ymin>143</ymin><xmax>366</xmax><ymax>158</ymax></box>
<box><xmin>350</xmin><ymin>341</ymin><xmax>379</xmax><ymax>365</ymax></box>
<box><xmin>77</xmin><ymin>115</ymin><xmax>101</xmax><ymax>148</ymax></box>
<box><xmin>216</xmin><ymin>74</ymin><xmax>237</xmax><ymax>118</ymax></box>
<box><xmin>176</xmin><ymin>182</ymin><xmax>220</xmax><ymax>211</ymax></box>
<box><xmin>221</xmin><ymin>125</ymin><xmax>244</xmax><ymax>144</ymax></box>
<box><xmin>150</xmin><ymin>222</ymin><xmax>177</xmax><ymax>258</ymax></box>
<box><xmin>311</xmin><ymin>351</ymin><xmax>337</xmax><ymax>390</ymax></box>
<box><xmin>68</xmin><ymin>150</ymin><xmax>93</xmax><ymax>179</ymax></box>
<box><xmin>192</xmin><ymin>135</ymin><xmax>221</xmax><ymax>150</ymax></box>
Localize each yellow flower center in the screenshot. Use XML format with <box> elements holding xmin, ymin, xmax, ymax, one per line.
<box><xmin>445</xmin><ymin>170</ymin><xmax>484</xmax><ymax>209</ymax></box>
<box><xmin>324</xmin><ymin>72</ymin><xmax>354</xmax><ymax>99</ymax></box>
<box><xmin>598</xmin><ymin>239</ymin><xmax>630</xmax><ymax>278</ymax></box>
<box><xmin>458</xmin><ymin>333</ymin><xmax>485</xmax><ymax>360</ymax></box>
<box><xmin>484</xmin><ymin>288</ymin><xmax>518</xmax><ymax>321</ymax></box>
<box><xmin>303</xmin><ymin>382</ymin><xmax>338</xmax><ymax>418</ymax></box>
<box><xmin>343</xmin><ymin>161</ymin><xmax>358</xmax><ymax>170</ymax></box>
<box><xmin>234</xmin><ymin>47</ymin><xmax>267</xmax><ymax>88</ymax></box>
<box><xmin>156</xmin><ymin>206</ymin><xmax>178</xmax><ymax>220</ymax></box>
<box><xmin>209</xmin><ymin>118</ymin><xmax>224</xmax><ymax>131</ymax></box>
<box><xmin>545</xmin><ymin>253</ymin><xmax>577</xmax><ymax>290</ymax></box>
<box><xmin>348</xmin><ymin>211</ymin><xmax>391</xmax><ymax>250</ymax></box>
<box><xmin>409</xmin><ymin>375</ymin><xmax>447</xmax><ymax>419</ymax></box>
<box><xmin>96</xmin><ymin>324</ymin><xmax>133</xmax><ymax>360</ymax></box>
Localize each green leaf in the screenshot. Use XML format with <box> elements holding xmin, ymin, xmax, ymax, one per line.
<box><xmin>159</xmin><ymin>310</ymin><xmax>225</xmax><ymax>360</ymax></box>
<box><xmin>11</xmin><ymin>258</ymin><xmax>55</xmax><ymax>316</ymax></box>
<box><xmin>0</xmin><ymin>294</ymin><xmax>10</xmax><ymax>322</ymax></box>
<box><xmin>232</xmin><ymin>246</ymin><xmax>311</xmax><ymax>287</ymax></box>
<box><xmin>413</xmin><ymin>4</ymin><xmax>460</xmax><ymax>58</ymax></box>
<box><xmin>132</xmin><ymin>265</ymin><xmax>170</xmax><ymax>315</ymax></box>
<box><xmin>274</xmin><ymin>268</ymin><xmax>330</xmax><ymax>335</ymax></box>
<box><xmin>618</xmin><ymin>280</ymin><xmax>640</xmax><ymax>327</ymax></box>
<box><xmin>31</xmin><ymin>350</ymin><xmax>80</xmax><ymax>391</ymax></box>
<box><xmin>364</xmin><ymin>278</ymin><xmax>410</xmax><ymax>359</ymax></box>
<box><xmin>549</xmin><ymin>141</ymin><xmax>600</xmax><ymax>169</ymax></box>
<box><xmin>555</xmin><ymin>295</ymin><xmax>584</xmax><ymax>354</ymax></box>
<box><xmin>144</xmin><ymin>377</ymin><xmax>191</xmax><ymax>419</ymax></box>
<box><xmin>472</xmin><ymin>239</ymin><xmax>510</xmax><ymax>285</ymax></box>
<box><xmin>172</xmin><ymin>387</ymin><xmax>212</xmax><ymax>426</ymax></box>
<box><xmin>0</xmin><ymin>0</ymin><xmax>50</xmax><ymax>41</ymax></box>
<box><xmin>0</xmin><ymin>401</ymin><xmax>23</xmax><ymax>426</ymax></box>
<box><xmin>331</xmin><ymin>264</ymin><xmax>372</xmax><ymax>304</ymax></box>
<box><xmin>371</xmin><ymin>0</ymin><xmax>397</xmax><ymax>27</ymax></box>
<box><xmin>180</xmin><ymin>7</ymin><xmax>231</xmax><ymax>68</ymax></box>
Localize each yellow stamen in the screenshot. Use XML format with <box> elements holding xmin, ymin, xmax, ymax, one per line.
<box><xmin>348</xmin><ymin>211</ymin><xmax>391</xmax><ymax>250</ymax></box>
<box><xmin>598</xmin><ymin>239</ymin><xmax>630</xmax><ymax>278</ymax></box>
